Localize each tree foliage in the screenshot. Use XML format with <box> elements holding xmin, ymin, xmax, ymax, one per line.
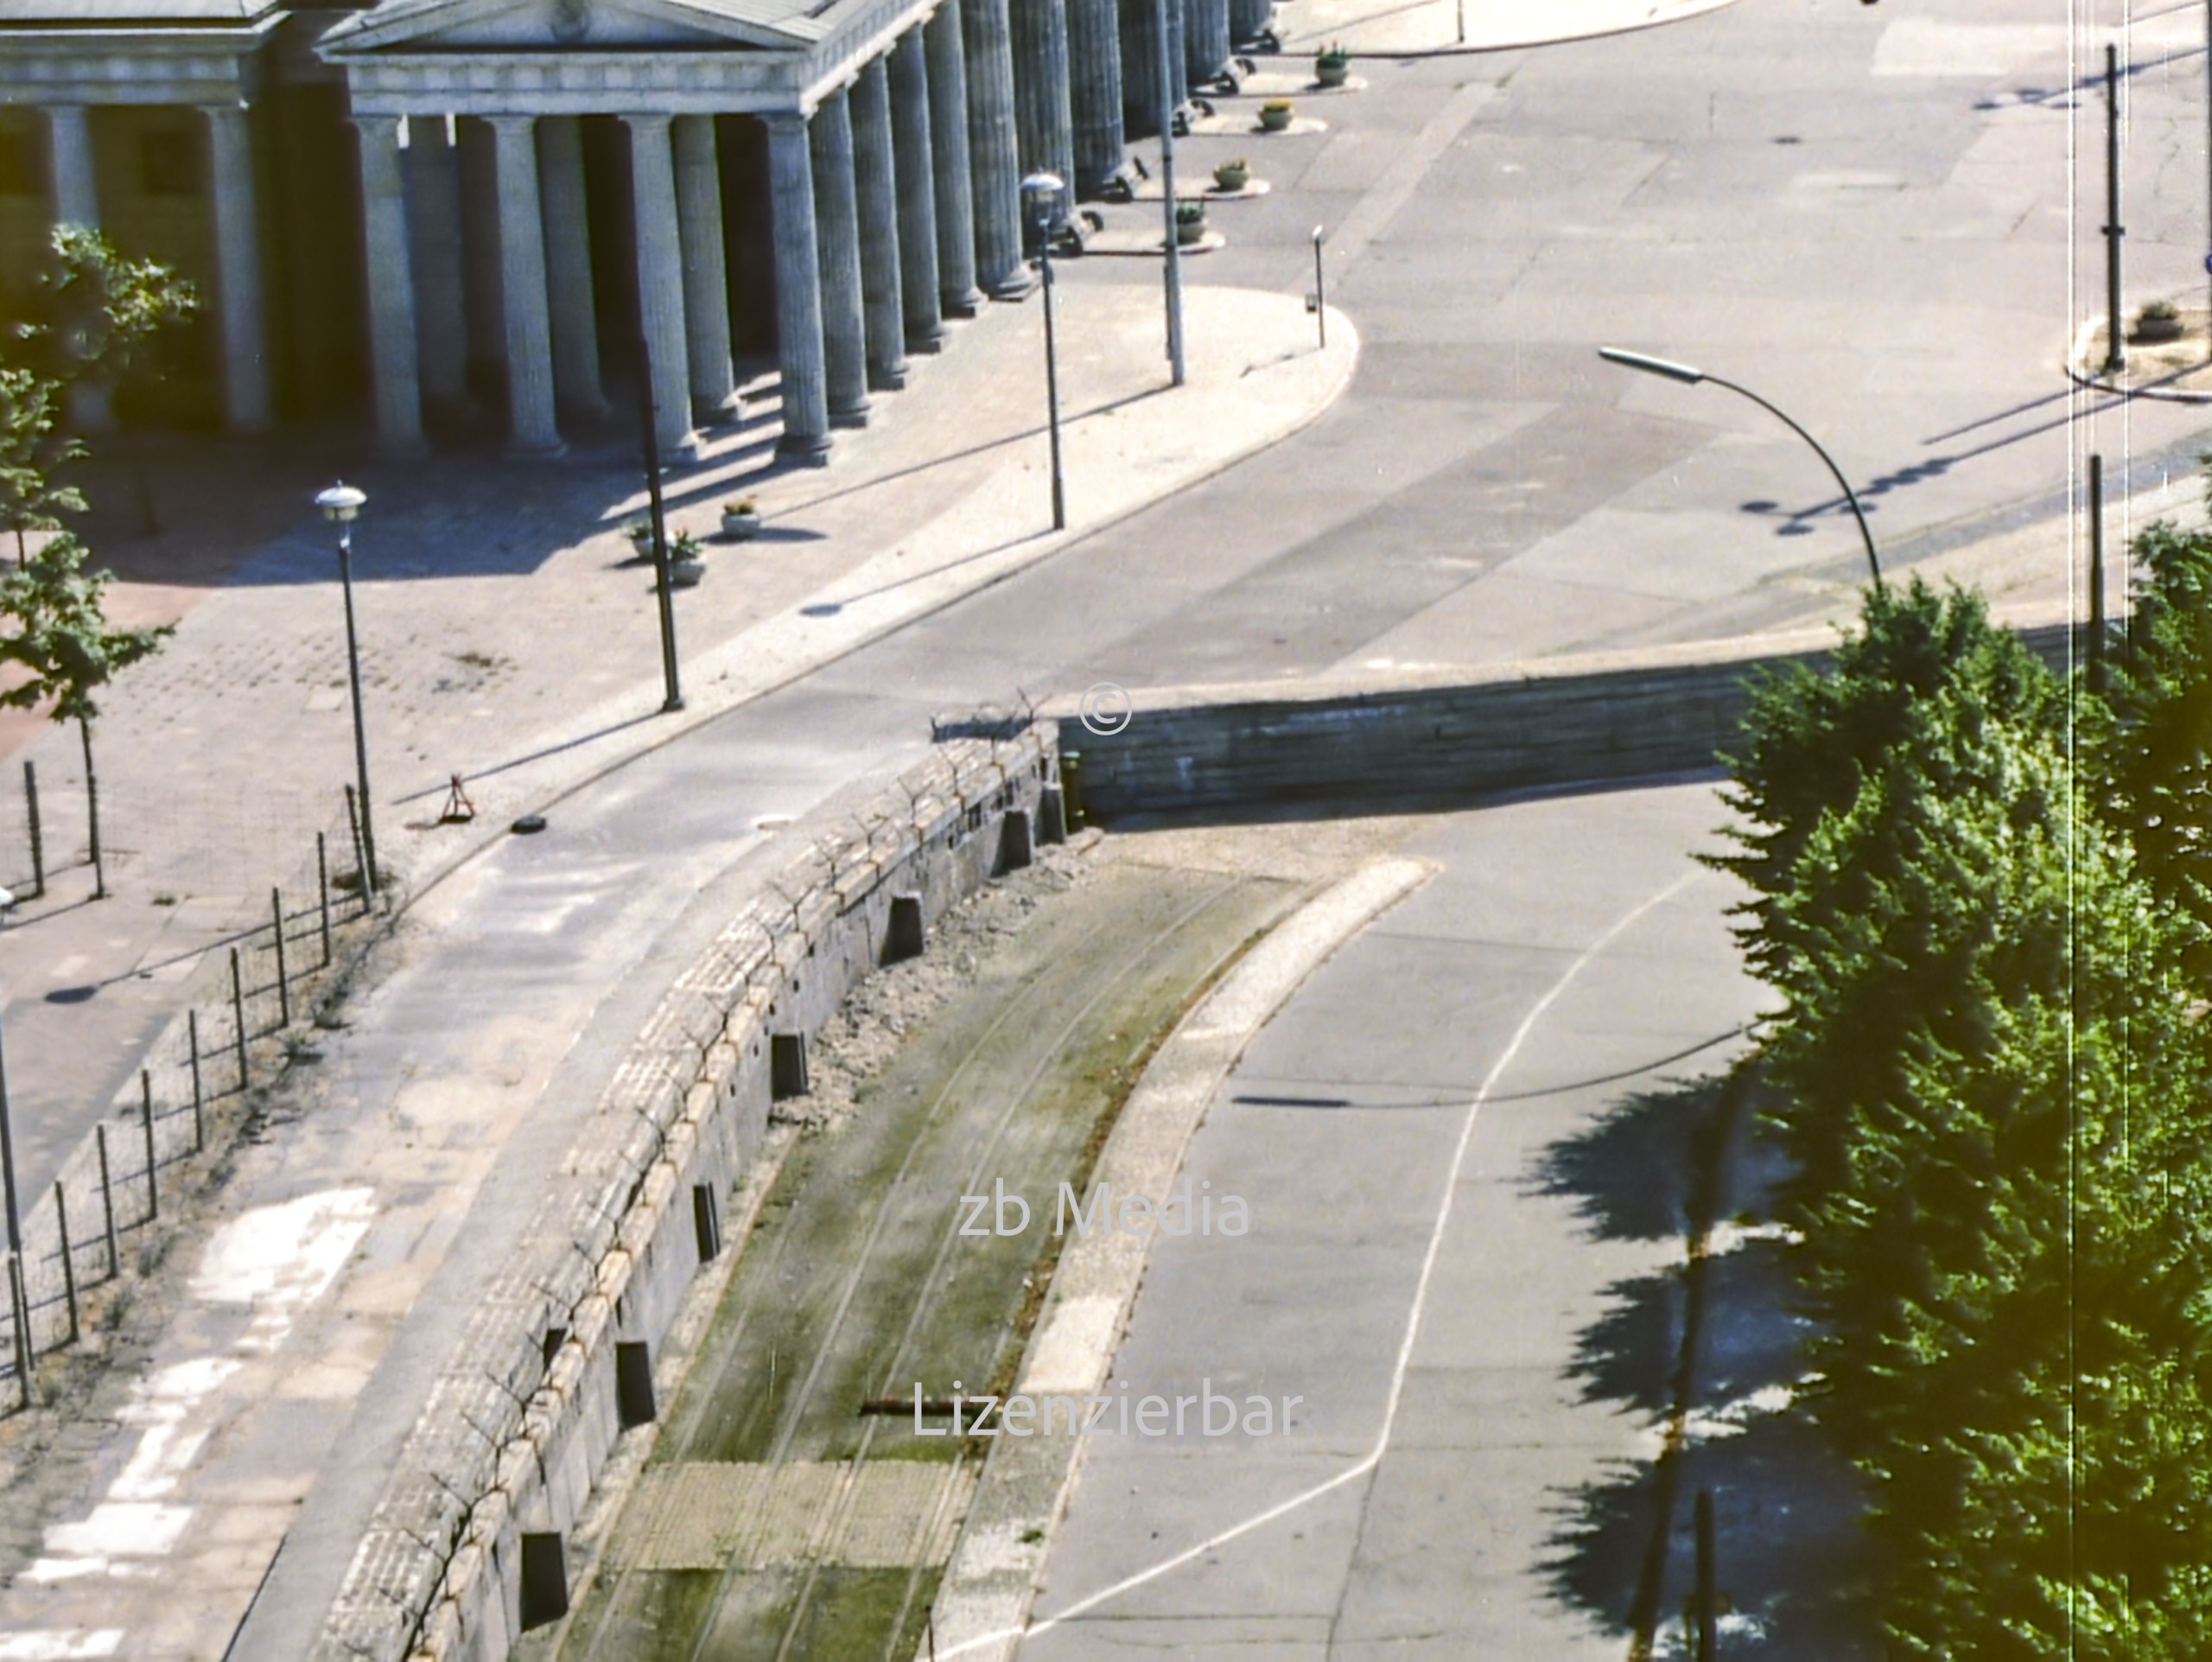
<box><xmin>0</xmin><ymin>532</ymin><xmax>172</xmax><ymax>729</ymax></box>
<box><xmin>1715</xmin><ymin>574</ymin><xmax>2212</xmax><ymax>1655</ymax></box>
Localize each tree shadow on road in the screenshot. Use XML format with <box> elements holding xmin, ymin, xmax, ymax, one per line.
<box><xmin>1527</xmin><ymin>1073</ymin><xmax>1886</xmax><ymax>1655</ymax></box>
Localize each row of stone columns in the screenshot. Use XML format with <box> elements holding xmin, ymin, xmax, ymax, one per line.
<box><xmin>346</xmin><ymin>0</ymin><xmax>1244</xmax><ymax>460</ymax></box>
<box><xmin>36</xmin><ymin>102</ymin><xmax>269</xmax><ymax>434</ymax></box>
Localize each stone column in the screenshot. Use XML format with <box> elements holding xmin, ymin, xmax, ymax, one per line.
<box><xmin>1011</xmin><ymin>0</ymin><xmax>1075</xmax><ymax>221</ymax></box>
<box><xmin>1117</xmin><ymin>0</ymin><xmax>1159</xmax><ymax>137</ymax></box>
<box><xmin>486</xmin><ymin>115</ymin><xmax>563</xmax><ymax>455</ymax></box>
<box><xmin>621</xmin><ymin>113</ymin><xmax>699</xmax><ymax>461</ymax></box>
<box><xmin>961</xmin><ymin>0</ymin><xmax>1027</xmax><ymax>296</ymax></box>
<box><xmin>672</xmin><ymin>115</ymin><xmax>738</xmax><ymax>421</ymax></box>
<box><xmin>888</xmin><ymin>30</ymin><xmax>943</xmax><ymax>353</ymax></box>
<box><xmin>1184</xmin><ymin>0</ymin><xmax>1226</xmax><ymax>92</ymax></box>
<box><xmin>349</xmin><ymin>115</ymin><xmax>426</xmax><ymax>454</ymax></box>
<box><xmin>925</xmin><ymin>0</ymin><xmax>985</xmax><ymax>315</ymax></box>
<box><xmin>809</xmin><ymin>87</ymin><xmax>869</xmax><ymax>427</ymax></box>
<box><xmin>404</xmin><ymin>115</ymin><xmax>470</xmax><ymax>412</ymax></box>
<box><xmin>1169</xmin><ymin>0</ymin><xmax>1189</xmax><ymax>110</ymax></box>
<box><xmin>850</xmin><ymin>60</ymin><xmax>907</xmax><ymax>392</ymax></box>
<box><xmin>200</xmin><ymin>105</ymin><xmax>270</xmax><ymax>432</ymax></box>
<box><xmin>44</xmin><ymin>105</ymin><xmax>111</xmax><ymax>431</ymax></box>
<box><xmin>536</xmin><ymin>115</ymin><xmax>609</xmax><ymax>422</ymax></box>
<box><xmin>1230</xmin><ymin>0</ymin><xmax>1269</xmax><ymax>43</ymax></box>
<box><xmin>763</xmin><ymin>114</ymin><xmax>830</xmax><ymax>458</ymax></box>
<box><xmin>1067</xmin><ymin>0</ymin><xmax>1124</xmax><ymax>197</ymax></box>
<box><xmin>46</xmin><ymin>104</ymin><xmax>97</xmax><ymax>228</ymax></box>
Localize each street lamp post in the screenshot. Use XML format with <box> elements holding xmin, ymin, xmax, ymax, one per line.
<box><xmin>315</xmin><ymin>481</ymin><xmax>379</xmax><ymax>899</ymax></box>
<box><xmin>1022</xmin><ymin>171</ymin><xmax>1069</xmax><ymax>532</ymax></box>
<box><xmin>631</xmin><ymin>332</ymin><xmax>684</xmax><ymax>714</ymax></box>
<box><xmin>1598</xmin><ymin>347</ymin><xmax>1884</xmax><ymax>587</ymax></box>
<box><xmin>1152</xmin><ymin>0</ymin><xmax>1186</xmax><ymax>385</ymax></box>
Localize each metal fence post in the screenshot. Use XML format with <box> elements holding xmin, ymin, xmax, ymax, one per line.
<box><xmin>231</xmin><ymin>947</ymin><xmax>249</xmax><ymax>1090</ymax></box>
<box><xmin>345</xmin><ymin>784</ymin><xmax>368</xmax><ymax>914</ymax></box>
<box><xmin>8</xmin><ymin>1251</ymin><xmax>30</xmax><ymax>1410</ymax></box>
<box><xmin>271</xmin><ymin>888</ymin><xmax>290</xmax><ymax>1028</ymax></box>
<box><xmin>318</xmin><ymin>831</ymin><xmax>333</xmax><ymax>968</ymax></box>
<box><xmin>140</xmin><ymin>1071</ymin><xmax>157</xmax><ymax>1224</ymax></box>
<box><xmin>188</xmin><ymin>1010</ymin><xmax>204</xmax><ymax>1151</ymax></box>
<box><xmin>95</xmin><ymin>1126</ymin><xmax>118</xmax><ymax>1278</ymax></box>
<box><xmin>23</xmin><ymin>761</ymin><xmax>42</xmax><ymax>901</ymax></box>
<box><xmin>54</xmin><ymin>1181</ymin><xmax>77</xmax><ymax>1345</ymax></box>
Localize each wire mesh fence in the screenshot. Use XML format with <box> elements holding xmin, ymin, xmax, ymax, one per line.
<box><xmin>2</xmin><ymin>789</ymin><xmax>384</xmax><ymax>1412</ymax></box>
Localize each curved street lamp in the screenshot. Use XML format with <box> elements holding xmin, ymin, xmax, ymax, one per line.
<box><xmin>1598</xmin><ymin>347</ymin><xmax>1883</xmax><ymax>587</ymax></box>
<box><xmin>315</xmin><ymin>481</ymin><xmax>378</xmax><ymax>900</ymax></box>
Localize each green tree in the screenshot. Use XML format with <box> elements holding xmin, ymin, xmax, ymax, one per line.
<box><xmin>3</xmin><ymin>223</ymin><xmax>198</xmax><ymax>398</ymax></box>
<box><xmin>2096</xmin><ymin>505</ymin><xmax>2212</xmax><ymax>953</ymax></box>
<box><xmin>0</xmin><ymin>533</ymin><xmax>174</xmax><ymax>898</ymax></box>
<box><xmin>0</xmin><ymin>365</ymin><xmax>86</xmax><ymax>564</ymax></box>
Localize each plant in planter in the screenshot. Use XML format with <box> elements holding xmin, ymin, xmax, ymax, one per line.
<box><xmin>1213</xmin><ymin>157</ymin><xmax>1252</xmax><ymax>191</ymax></box>
<box><xmin>1175</xmin><ymin>201</ymin><xmax>1209</xmax><ymax>245</ymax></box>
<box><xmin>667</xmin><ymin>529</ymin><xmax>707</xmax><ymax>587</ymax></box>
<box><xmin>1259</xmin><ymin>99</ymin><xmax>1294</xmax><ymax>133</ymax></box>
<box><xmin>623</xmin><ymin>518</ymin><xmax>655</xmax><ymax>560</ymax></box>
<box><xmin>2134</xmin><ymin>299</ymin><xmax>2186</xmax><ymax>343</ymax></box>
<box><xmin>721</xmin><ymin>496</ymin><xmax>762</xmax><ymax>539</ymax></box>
<box><xmin>1314</xmin><ymin>44</ymin><xmax>1351</xmax><ymax>87</ymax></box>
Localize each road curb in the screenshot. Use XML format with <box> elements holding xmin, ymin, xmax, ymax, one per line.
<box><xmin>919</xmin><ymin>854</ymin><xmax>1435</xmax><ymax>1662</ymax></box>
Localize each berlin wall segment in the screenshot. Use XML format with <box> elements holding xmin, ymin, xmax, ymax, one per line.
<box><xmin>311</xmin><ymin>731</ymin><xmax>1058</xmax><ymax>1662</ymax></box>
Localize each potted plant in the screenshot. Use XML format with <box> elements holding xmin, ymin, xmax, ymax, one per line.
<box><xmin>1213</xmin><ymin>157</ymin><xmax>1251</xmax><ymax>191</ymax></box>
<box><xmin>623</xmin><ymin>518</ymin><xmax>654</xmax><ymax>560</ymax></box>
<box><xmin>1259</xmin><ymin>99</ymin><xmax>1294</xmax><ymax>133</ymax></box>
<box><xmin>1314</xmin><ymin>44</ymin><xmax>1351</xmax><ymax>87</ymax></box>
<box><xmin>2134</xmin><ymin>299</ymin><xmax>2186</xmax><ymax>343</ymax></box>
<box><xmin>1175</xmin><ymin>201</ymin><xmax>1209</xmax><ymax>245</ymax></box>
<box><xmin>721</xmin><ymin>496</ymin><xmax>762</xmax><ymax>539</ymax></box>
<box><xmin>667</xmin><ymin>530</ymin><xmax>706</xmax><ymax>587</ymax></box>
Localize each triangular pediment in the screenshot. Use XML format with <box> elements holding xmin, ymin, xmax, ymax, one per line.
<box><xmin>326</xmin><ymin>0</ymin><xmax>810</xmax><ymax>54</ymax></box>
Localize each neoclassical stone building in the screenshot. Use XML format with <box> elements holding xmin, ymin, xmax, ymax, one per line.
<box><xmin>0</xmin><ymin>0</ymin><xmax>1266</xmax><ymax>460</ymax></box>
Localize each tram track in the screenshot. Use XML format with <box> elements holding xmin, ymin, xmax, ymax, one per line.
<box><xmin>543</xmin><ymin>852</ymin><xmax>1305</xmax><ymax>1662</ymax></box>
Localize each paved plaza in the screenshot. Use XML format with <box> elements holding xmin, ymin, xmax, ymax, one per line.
<box><xmin>4</xmin><ymin>0</ymin><xmax>2212</xmax><ymax>1656</ymax></box>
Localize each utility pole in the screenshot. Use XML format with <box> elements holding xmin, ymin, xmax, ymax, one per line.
<box><xmin>2106</xmin><ymin>42</ymin><xmax>2126</xmax><ymax>374</ymax></box>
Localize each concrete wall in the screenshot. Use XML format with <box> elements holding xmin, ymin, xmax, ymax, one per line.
<box><xmin>1052</xmin><ymin>622</ymin><xmax>2079</xmax><ymax>820</ymax></box>
<box><xmin>313</xmin><ymin>732</ymin><xmax>1058</xmax><ymax>1662</ymax></box>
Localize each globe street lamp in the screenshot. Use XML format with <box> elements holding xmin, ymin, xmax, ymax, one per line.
<box><xmin>1022</xmin><ymin>170</ymin><xmax>1068</xmax><ymax>532</ymax></box>
<box><xmin>1598</xmin><ymin>347</ymin><xmax>1883</xmax><ymax>587</ymax></box>
<box><xmin>315</xmin><ymin>481</ymin><xmax>378</xmax><ymax>900</ymax></box>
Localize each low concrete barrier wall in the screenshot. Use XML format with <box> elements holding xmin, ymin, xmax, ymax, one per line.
<box><xmin>1051</xmin><ymin>621</ymin><xmax>2079</xmax><ymax>818</ymax></box>
<box><xmin>312</xmin><ymin>732</ymin><xmax>1058</xmax><ymax>1662</ymax></box>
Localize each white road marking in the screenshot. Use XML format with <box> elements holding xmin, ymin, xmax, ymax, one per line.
<box><xmin>16</xmin><ymin>1188</ymin><xmax>378</xmax><ymax>1604</ymax></box>
<box><xmin>940</xmin><ymin>869</ymin><xmax>1704</xmax><ymax>1657</ymax></box>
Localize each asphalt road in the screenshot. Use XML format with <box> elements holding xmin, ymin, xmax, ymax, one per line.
<box><xmin>20</xmin><ymin>0</ymin><xmax>2212</xmax><ymax>1653</ymax></box>
<box><xmin>1021</xmin><ymin>781</ymin><xmax>1760</xmax><ymax>1659</ymax></box>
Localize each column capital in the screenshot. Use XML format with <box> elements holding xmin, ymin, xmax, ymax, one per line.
<box><xmin>764</xmin><ymin>110</ymin><xmax>810</xmax><ymax>136</ymax></box>
<box><xmin>482</xmin><ymin>112</ymin><xmax>538</xmax><ymax>134</ymax></box>
<box><xmin>620</xmin><ymin>111</ymin><xmax>674</xmax><ymax>135</ymax></box>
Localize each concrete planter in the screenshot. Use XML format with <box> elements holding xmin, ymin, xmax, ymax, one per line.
<box><xmin>2134</xmin><ymin>315</ymin><xmax>2186</xmax><ymax>344</ymax></box>
<box><xmin>1213</xmin><ymin>162</ymin><xmax>1251</xmax><ymax>191</ymax></box>
<box><xmin>1258</xmin><ymin>104</ymin><xmax>1294</xmax><ymax>132</ymax></box>
<box><xmin>721</xmin><ymin>509</ymin><xmax>762</xmax><ymax>540</ymax></box>
<box><xmin>669</xmin><ymin>557</ymin><xmax>706</xmax><ymax>588</ymax></box>
<box><xmin>1314</xmin><ymin>59</ymin><xmax>1349</xmax><ymax>87</ymax></box>
<box><xmin>1176</xmin><ymin>213</ymin><xmax>1209</xmax><ymax>245</ymax></box>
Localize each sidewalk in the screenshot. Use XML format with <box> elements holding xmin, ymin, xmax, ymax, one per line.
<box><xmin>0</xmin><ymin>280</ymin><xmax>1357</xmax><ymax>1217</ymax></box>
